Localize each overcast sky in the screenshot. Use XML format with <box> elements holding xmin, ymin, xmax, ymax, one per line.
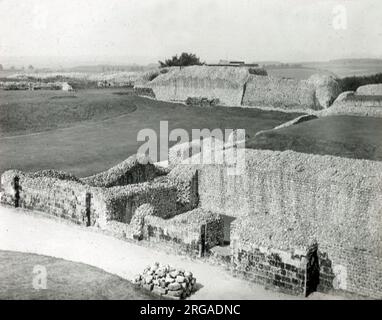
<box><xmin>1</xmin><ymin>0</ymin><xmax>381</xmax><ymax>67</ymax></box>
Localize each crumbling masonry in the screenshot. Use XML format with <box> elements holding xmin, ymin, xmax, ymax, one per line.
<box><xmin>1</xmin><ymin>144</ymin><xmax>382</xmax><ymax>299</ymax></box>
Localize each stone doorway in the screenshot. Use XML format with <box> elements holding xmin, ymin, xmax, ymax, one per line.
<box><xmin>305</xmin><ymin>243</ymin><xmax>320</xmax><ymax>296</ymax></box>
<box><xmin>13</xmin><ymin>176</ymin><xmax>20</xmax><ymax>208</ymax></box>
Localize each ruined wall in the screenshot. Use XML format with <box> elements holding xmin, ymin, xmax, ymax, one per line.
<box><xmin>165</xmin><ymin>164</ymin><xmax>199</xmax><ymax>212</ymax></box>
<box><xmin>0</xmin><ymin>170</ymin><xmax>102</xmax><ymax>226</ymax></box>
<box><xmin>231</xmin><ymin>230</ymin><xmax>308</xmax><ymax>295</ymax></box>
<box><xmin>242</xmin><ymin>74</ymin><xmax>340</xmax><ymax>110</ymax></box>
<box><xmin>99</xmin><ymin>181</ymin><xmax>178</xmax><ymax>226</ymax></box>
<box><xmin>81</xmin><ymin>154</ymin><xmax>164</xmax><ymax>188</ymax></box>
<box><xmin>145</xmin><ymin>66</ymin><xmax>339</xmax><ymax>110</ymax></box>
<box><xmin>242</xmin><ymin>75</ymin><xmax>317</xmax><ymax>110</ymax></box>
<box><xmin>147</xmin><ymin>66</ymin><xmax>250</xmax><ymax>106</ymax></box>
<box><xmin>142</xmin><ymin>208</ymin><xmax>224</xmax><ymax>256</ymax></box>
<box><xmin>198</xmin><ymin>149</ymin><xmax>382</xmax><ymax>298</ymax></box>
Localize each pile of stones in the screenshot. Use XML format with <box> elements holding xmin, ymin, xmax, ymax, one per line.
<box><xmin>186</xmin><ymin>97</ymin><xmax>220</xmax><ymax>107</ymax></box>
<box><xmin>133</xmin><ymin>262</ymin><xmax>197</xmax><ymax>299</ymax></box>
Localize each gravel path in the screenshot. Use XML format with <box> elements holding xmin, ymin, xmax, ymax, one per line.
<box><xmin>0</xmin><ymin>205</ymin><xmax>343</xmax><ymax>300</ymax></box>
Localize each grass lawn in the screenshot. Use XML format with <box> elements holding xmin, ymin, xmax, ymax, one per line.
<box><xmin>247</xmin><ymin>115</ymin><xmax>382</xmax><ymax>161</ymax></box>
<box><xmin>0</xmin><ymin>250</ymin><xmax>159</xmax><ymax>300</ymax></box>
<box><xmin>0</xmin><ymin>89</ymin><xmax>302</xmax><ymax>177</ymax></box>
<box><xmin>0</xmin><ymin>89</ymin><xmax>137</xmax><ymax>136</ymax></box>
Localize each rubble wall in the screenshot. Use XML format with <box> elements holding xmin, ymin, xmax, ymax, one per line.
<box><xmin>198</xmin><ymin>149</ymin><xmax>382</xmax><ymax>298</ymax></box>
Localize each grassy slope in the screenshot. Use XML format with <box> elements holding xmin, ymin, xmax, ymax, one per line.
<box><xmin>0</xmin><ymin>250</ymin><xmax>158</xmax><ymax>300</ymax></box>
<box><xmin>247</xmin><ymin>116</ymin><xmax>382</xmax><ymax>161</ymax></box>
<box><xmin>0</xmin><ymin>89</ymin><xmax>136</xmax><ymax>136</ymax></box>
<box><xmin>0</xmin><ymin>89</ymin><xmax>302</xmax><ymax>177</ymax></box>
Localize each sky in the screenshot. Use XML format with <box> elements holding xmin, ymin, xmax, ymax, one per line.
<box><xmin>0</xmin><ymin>0</ymin><xmax>381</xmax><ymax>67</ymax></box>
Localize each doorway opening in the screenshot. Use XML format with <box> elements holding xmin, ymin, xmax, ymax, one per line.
<box><xmin>305</xmin><ymin>243</ymin><xmax>320</xmax><ymax>296</ymax></box>
<box><xmin>221</xmin><ymin>214</ymin><xmax>236</xmax><ymax>246</ymax></box>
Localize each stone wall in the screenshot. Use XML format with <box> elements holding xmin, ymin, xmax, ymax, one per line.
<box><xmin>0</xmin><ymin>155</ymin><xmax>201</xmax><ymax>243</ymax></box>
<box><xmin>0</xmin><ymin>170</ymin><xmax>102</xmax><ymax>226</ymax></box>
<box><xmin>144</xmin><ymin>66</ymin><xmax>340</xmax><ymax>110</ymax></box>
<box><xmin>99</xmin><ymin>181</ymin><xmax>178</xmax><ymax>226</ymax></box>
<box><xmin>243</xmin><ymin>74</ymin><xmax>340</xmax><ymax>111</ymax></box>
<box><xmin>142</xmin><ymin>208</ymin><xmax>224</xmax><ymax>257</ymax></box>
<box><xmin>165</xmin><ymin>164</ymin><xmax>199</xmax><ymax>212</ymax></box>
<box><xmin>198</xmin><ymin>149</ymin><xmax>382</xmax><ymax>298</ymax></box>
<box><xmin>231</xmin><ymin>231</ymin><xmax>308</xmax><ymax>295</ymax></box>
<box><xmin>81</xmin><ymin>154</ymin><xmax>165</xmax><ymax>188</ymax></box>
<box><xmin>242</xmin><ymin>75</ymin><xmax>317</xmax><ymax>110</ymax></box>
<box><xmin>134</xmin><ymin>87</ymin><xmax>156</xmax><ymax>98</ymax></box>
<box><xmin>147</xmin><ymin>66</ymin><xmax>250</xmax><ymax>106</ymax></box>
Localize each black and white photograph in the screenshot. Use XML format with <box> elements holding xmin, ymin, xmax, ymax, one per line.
<box><xmin>0</xmin><ymin>0</ymin><xmax>381</xmax><ymax>311</ymax></box>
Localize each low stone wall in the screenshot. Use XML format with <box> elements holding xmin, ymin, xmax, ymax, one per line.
<box><xmin>142</xmin><ymin>208</ymin><xmax>224</xmax><ymax>257</ymax></box>
<box><xmin>231</xmin><ymin>230</ymin><xmax>308</xmax><ymax>295</ymax></box>
<box><xmin>185</xmin><ymin>97</ymin><xmax>220</xmax><ymax>107</ymax></box>
<box><xmin>133</xmin><ymin>87</ymin><xmax>156</xmax><ymax>98</ymax></box>
<box><xmin>0</xmin><ymin>170</ymin><xmax>103</xmax><ymax>226</ymax></box>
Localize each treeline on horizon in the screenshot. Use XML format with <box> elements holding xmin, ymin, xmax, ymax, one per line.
<box><xmin>339</xmin><ymin>73</ymin><xmax>382</xmax><ymax>92</ymax></box>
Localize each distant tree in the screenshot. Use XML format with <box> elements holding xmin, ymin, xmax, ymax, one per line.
<box><xmin>159</xmin><ymin>52</ymin><xmax>203</xmax><ymax>68</ymax></box>
<box><xmin>10</xmin><ymin>66</ymin><xmax>15</xmax><ymax>70</ymax></box>
<box><xmin>28</xmin><ymin>65</ymin><xmax>34</xmax><ymax>70</ymax></box>
<box><xmin>0</xmin><ymin>64</ymin><xmax>3</xmax><ymax>71</ymax></box>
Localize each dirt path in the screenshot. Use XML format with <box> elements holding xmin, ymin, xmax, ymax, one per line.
<box><xmin>0</xmin><ymin>206</ymin><xmax>344</xmax><ymax>300</ymax></box>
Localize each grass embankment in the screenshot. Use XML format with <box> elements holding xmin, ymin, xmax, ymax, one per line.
<box><xmin>247</xmin><ymin>116</ymin><xmax>382</xmax><ymax>161</ymax></box>
<box><xmin>0</xmin><ymin>250</ymin><xmax>158</xmax><ymax>300</ymax></box>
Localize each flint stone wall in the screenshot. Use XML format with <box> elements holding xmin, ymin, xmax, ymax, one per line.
<box><xmin>81</xmin><ymin>154</ymin><xmax>164</xmax><ymax>188</ymax></box>
<box><xmin>243</xmin><ymin>74</ymin><xmax>340</xmax><ymax>111</ymax></box>
<box><xmin>242</xmin><ymin>75</ymin><xmax>317</xmax><ymax>110</ymax></box>
<box><xmin>198</xmin><ymin>149</ymin><xmax>382</xmax><ymax>298</ymax></box>
<box><xmin>0</xmin><ymin>170</ymin><xmax>103</xmax><ymax>225</ymax></box>
<box><xmin>142</xmin><ymin>208</ymin><xmax>224</xmax><ymax>256</ymax></box>
<box><xmin>99</xmin><ymin>181</ymin><xmax>178</xmax><ymax>225</ymax></box>
<box><xmin>147</xmin><ymin>66</ymin><xmax>250</xmax><ymax>106</ymax></box>
<box><xmin>231</xmin><ymin>235</ymin><xmax>308</xmax><ymax>295</ymax></box>
<box><xmin>145</xmin><ymin>66</ymin><xmax>339</xmax><ymax>110</ymax></box>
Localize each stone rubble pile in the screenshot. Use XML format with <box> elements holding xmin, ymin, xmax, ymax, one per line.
<box><xmin>133</xmin><ymin>262</ymin><xmax>197</xmax><ymax>299</ymax></box>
